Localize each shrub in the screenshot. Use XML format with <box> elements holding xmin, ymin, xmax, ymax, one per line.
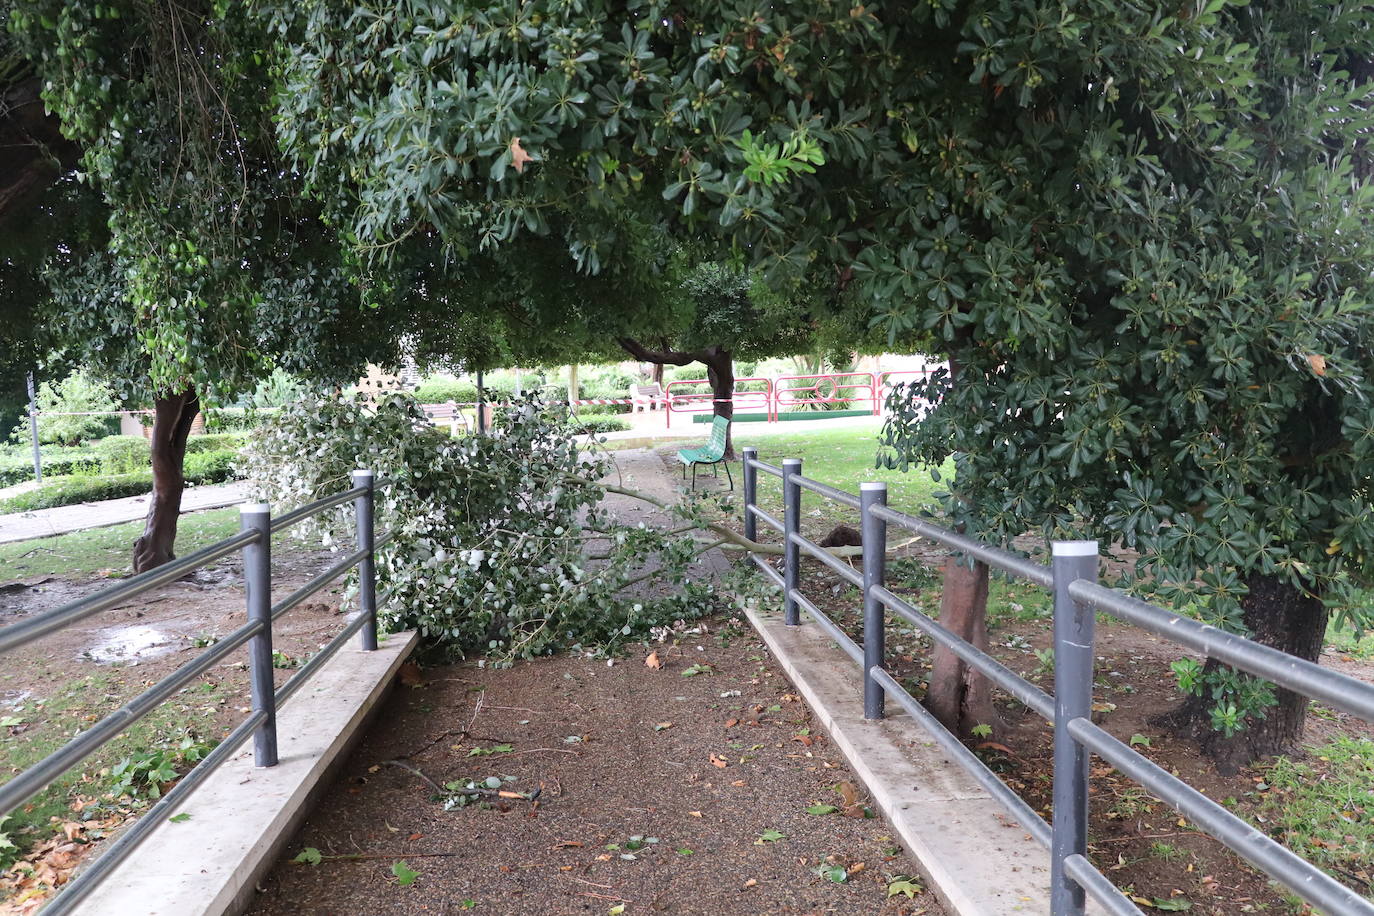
<box><xmin>0</xmin><ymin>447</ymin><xmax>242</xmax><ymax>512</ymax></box>
<box><xmin>241</xmin><ymin>392</ymin><xmax>719</xmax><ymax>662</ymax></box>
<box><xmin>93</xmin><ymin>436</ymin><xmax>150</xmax><ymax>474</ymax></box>
<box><xmin>12</xmin><ymin>370</ymin><xmax>120</xmax><ymax>446</ymax></box>
<box><xmin>1</xmin><ymin>473</ymin><xmax>153</xmax><ymax>511</ymax></box>
<box><xmin>414</xmin><ymin>376</ymin><xmax>479</xmax><ymax>404</ymax></box>
<box><xmin>0</xmin><ymin>449</ymin><xmax>102</xmax><ymax>486</ymax></box>
<box><xmin>569</xmin><ymin>413</ymin><xmax>631</xmax><ymax>434</ymax></box>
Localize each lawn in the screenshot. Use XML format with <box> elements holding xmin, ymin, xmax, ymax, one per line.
<box><xmin>0</xmin><ymin>508</ymin><xmax>241</xmax><ymax>581</ymax></box>
<box><xmin>739</xmin><ymin>423</ymin><xmax>951</xmax><ymax>523</ymax></box>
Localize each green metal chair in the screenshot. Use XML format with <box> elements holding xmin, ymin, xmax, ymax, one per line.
<box><xmin>677</xmin><ymin>415</ymin><xmax>733</xmax><ymax>490</ymax></box>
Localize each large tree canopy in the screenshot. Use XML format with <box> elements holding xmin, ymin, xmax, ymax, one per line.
<box><xmin>11</xmin><ymin>0</ymin><xmax>1374</xmax><ymax>763</ymax></box>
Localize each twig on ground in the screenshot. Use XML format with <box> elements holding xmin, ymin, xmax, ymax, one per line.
<box><xmin>507</xmin><ymin>747</ymin><xmax>583</xmax><ymax>757</ymax></box>
<box><xmin>381</xmin><ymin>759</ymin><xmax>445</xmax><ymax>794</ymax></box>
<box><xmin>578</xmin><ymin>892</ymin><xmax>632</xmax><ymax>903</ymax></box>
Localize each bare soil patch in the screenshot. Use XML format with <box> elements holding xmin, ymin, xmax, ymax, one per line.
<box><xmin>1</xmin><ymin>543</ymin><xmax>355</xmax><ymax>910</ymax></box>
<box><xmin>245</xmin><ymin>616</ymin><xmax>943</xmax><ymax>916</ymax></box>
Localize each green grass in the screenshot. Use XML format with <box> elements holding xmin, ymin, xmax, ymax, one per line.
<box><xmin>1254</xmin><ymin>736</ymin><xmax>1374</xmax><ymax>886</ymax></box>
<box><xmin>0</xmin><ymin>508</ymin><xmax>240</xmax><ymax>581</ymax></box>
<box><xmin>0</xmin><ymin>670</ymin><xmax>227</xmax><ymax>863</ymax></box>
<box><xmin>742</xmin><ymin>424</ymin><xmax>949</xmax><ymax>523</ymax></box>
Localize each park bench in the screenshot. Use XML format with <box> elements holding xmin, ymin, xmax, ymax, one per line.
<box><xmin>677</xmin><ymin>414</ymin><xmax>733</xmax><ymax>490</ymax></box>
<box><xmin>631</xmin><ymin>382</ymin><xmax>665</xmax><ymax>413</ymax></box>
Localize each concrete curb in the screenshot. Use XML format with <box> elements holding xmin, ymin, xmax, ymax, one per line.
<box><xmin>742</xmin><ymin>600</ymin><xmax>1059</xmax><ymax>915</ymax></box>
<box><xmin>68</xmin><ymin>630</ymin><xmax>418</xmax><ymax>916</ymax></box>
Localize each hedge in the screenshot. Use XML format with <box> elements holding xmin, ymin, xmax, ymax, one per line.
<box><xmin>0</xmin><ymin>448</ymin><xmax>241</xmax><ymax>512</ymax></box>
<box><xmin>569</xmin><ymin>413</ymin><xmax>631</xmax><ymax>434</ymax></box>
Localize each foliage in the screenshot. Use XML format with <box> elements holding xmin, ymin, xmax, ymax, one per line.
<box><xmin>414</xmin><ymin>377</ymin><xmax>479</xmax><ymax>405</ymax></box>
<box><xmin>0</xmin><ymin>449</ymin><xmax>239</xmax><ymax>512</ymax></box>
<box><xmin>857</xmin><ymin>3</ymin><xmax>1374</xmax><ymax>734</ymax></box>
<box><xmin>0</xmin><ymin>447</ymin><xmax>99</xmax><ymax>486</ymax></box>
<box><xmin>109</xmin><ymin>733</ymin><xmax>214</xmax><ymax>801</ymax></box>
<box><xmin>241</xmin><ymin>392</ymin><xmax>722</xmax><ymax>663</ymax></box>
<box><xmin>11</xmin><ymin>369</ymin><xmax>118</xmax><ymax>446</ymax></box>
<box><xmin>568</xmin><ymin>413</ymin><xmax>631</xmax><ymax>434</ymax></box>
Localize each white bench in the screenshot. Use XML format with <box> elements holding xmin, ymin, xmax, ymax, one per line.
<box><xmin>632</xmin><ymin>383</ymin><xmax>665</xmax><ymax>413</ymax></box>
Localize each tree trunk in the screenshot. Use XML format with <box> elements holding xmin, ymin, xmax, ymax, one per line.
<box><xmin>651</xmin><ymin>362</ymin><xmax>665</xmax><ymax>387</ymax></box>
<box><xmin>922</xmin><ymin>352</ymin><xmax>1000</xmax><ymax>737</ymax></box>
<box><xmin>1154</xmin><ymin>572</ymin><xmax>1328</xmax><ymax>773</ymax></box>
<box><xmin>615</xmin><ymin>338</ymin><xmax>737</xmax><ymax>457</ymax></box>
<box><xmin>925</xmin><ymin>556</ymin><xmax>1000</xmax><ymax>734</ymax></box>
<box><xmin>567</xmin><ymin>364</ymin><xmax>579</xmax><ymax>403</ymax></box>
<box><xmin>701</xmin><ymin>346</ymin><xmax>735</xmax><ymax>458</ymax></box>
<box><xmin>131</xmin><ymin>389</ymin><xmax>199</xmax><ymax>573</ymax></box>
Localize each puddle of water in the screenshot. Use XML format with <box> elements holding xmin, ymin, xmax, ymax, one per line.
<box><xmin>2</xmin><ymin>689</ymin><xmax>32</xmax><ymax>710</ymax></box>
<box><xmin>85</xmin><ymin>624</ymin><xmax>177</xmax><ymax>664</ymax></box>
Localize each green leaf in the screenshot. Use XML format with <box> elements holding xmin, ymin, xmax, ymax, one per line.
<box><xmin>292</xmin><ymin>847</ymin><xmax>322</xmax><ymax>866</ymax></box>
<box><xmin>1152</xmin><ymin>898</ymin><xmax>1192</xmax><ymax>911</ymax></box>
<box><xmin>805</xmin><ymin>804</ymin><xmax>839</xmax><ymax>815</ymax></box>
<box><xmin>887</xmin><ymin>878</ymin><xmax>922</xmax><ymax>898</ymax></box>
<box><xmin>754</xmin><ymin>829</ymin><xmax>786</xmax><ymax>844</ymax></box>
<box><xmin>813</xmin><ymin>863</ymin><xmax>848</xmax><ymax>883</ymax></box>
<box><xmin>169</xmin><ymin>813</ymin><xmax>192</xmax><ymax>823</ymax></box>
<box><xmin>391</xmin><ymin>860</ymin><xmax>420</xmax><ymax>886</ymax></box>
<box><xmin>0</xmin><ymin>716</ymin><xmax>24</xmax><ymax>728</ymax></box>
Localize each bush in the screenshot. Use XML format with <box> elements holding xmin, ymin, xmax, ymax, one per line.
<box><xmin>93</xmin><ymin>433</ymin><xmax>242</xmax><ymax>475</ymax></box>
<box><xmin>414</xmin><ymin>376</ymin><xmax>479</xmax><ymax>404</ymax></box>
<box><xmin>0</xmin><ymin>447</ymin><xmax>242</xmax><ymax>512</ymax></box>
<box><xmin>12</xmin><ymin>370</ymin><xmax>120</xmax><ymax>446</ymax></box>
<box><xmin>666</xmin><ymin>364</ymin><xmax>709</xmax><ymax>382</ymax></box>
<box><xmin>241</xmin><ymin>392</ymin><xmax>718</xmax><ymax>662</ymax></box>
<box><xmin>1</xmin><ymin>473</ymin><xmax>153</xmax><ymax>511</ymax></box>
<box><xmin>0</xmin><ymin>448</ymin><xmax>102</xmax><ymax>486</ymax></box>
<box><xmin>569</xmin><ymin>413</ymin><xmax>631</xmax><ymax>434</ymax></box>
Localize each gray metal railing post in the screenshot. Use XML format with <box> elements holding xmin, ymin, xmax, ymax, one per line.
<box><xmin>741</xmin><ymin>447</ymin><xmax>758</xmax><ymax>543</ymax></box>
<box><xmin>352</xmin><ymin>469</ymin><xmax>379</xmax><ymax>651</ymax></box>
<box><xmin>241</xmin><ymin>504</ymin><xmax>278</xmax><ymax>767</ymax></box>
<box><xmin>782</xmin><ymin>458</ymin><xmax>802</xmax><ymax>626</ymax></box>
<box><xmin>26</xmin><ymin>371</ymin><xmax>41</xmax><ymax>483</ymax></box>
<box><xmin>1050</xmin><ymin>539</ymin><xmax>1099</xmax><ymax>915</ymax></box>
<box><xmin>861</xmin><ymin>482</ymin><xmax>888</xmax><ymax>719</ymax></box>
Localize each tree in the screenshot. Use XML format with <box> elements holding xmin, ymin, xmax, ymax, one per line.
<box><xmin>6</xmin><ymin>0</ymin><xmax>410</xmax><ymax>571</ymax></box>
<box><xmin>264</xmin><ymin>1</ymin><xmax>1374</xmax><ymax>766</ymax></box>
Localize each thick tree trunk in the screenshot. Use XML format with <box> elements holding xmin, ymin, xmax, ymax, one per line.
<box><xmin>567</xmin><ymin>364</ymin><xmax>579</xmax><ymax>403</ymax></box>
<box><xmin>1155</xmin><ymin>573</ymin><xmax>1328</xmax><ymax>773</ymax></box>
<box><xmin>922</xmin><ymin>352</ymin><xmax>999</xmax><ymax>737</ymax></box>
<box><xmin>925</xmin><ymin>556</ymin><xmax>1000</xmax><ymax>734</ymax></box>
<box><xmin>701</xmin><ymin>347</ymin><xmax>735</xmax><ymax>458</ymax></box>
<box><xmin>617</xmin><ymin>338</ymin><xmax>737</xmax><ymax>457</ymax></box>
<box><xmin>131</xmin><ymin>389</ymin><xmax>199</xmax><ymax>573</ymax></box>
<box><xmin>651</xmin><ymin>362</ymin><xmax>665</xmax><ymax>387</ymax></box>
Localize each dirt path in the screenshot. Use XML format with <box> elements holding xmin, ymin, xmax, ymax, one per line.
<box><xmin>243</xmin><ymin>449</ymin><xmax>943</xmax><ymax>916</ymax></box>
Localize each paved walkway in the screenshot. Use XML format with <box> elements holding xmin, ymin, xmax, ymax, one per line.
<box><xmin>0</xmin><ymin>481</ymin><xmax>249</xmax><ymax>544</ymax></box>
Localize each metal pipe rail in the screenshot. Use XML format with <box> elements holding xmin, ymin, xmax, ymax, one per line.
<box><xmin>737</xmin><ymin>445</ymin><xmax>1374</xmax><ymax>916</ymax></box>
<box><xmin>0</xmin><ymin>470</ymin><xmax>395</xmax><ymax>913</ymax></box>
<box><xmin>0</xmin><ymin>530</ymin><xmax>258</xmax><ymax>655</ymax></box>
<box><xmin>747</xmin><ymin>503</ymin><xmax>784</xmax><ymax>533</ymax></box>
<box><xmin>790</xmin><ymin>531</ymin><xmax>863</xmax><ymax>588</ymax></box>
<box><xmin>1070</xmin><ymin>580</ymin><xmax>1374</xmax><ymax>722</ymax></box>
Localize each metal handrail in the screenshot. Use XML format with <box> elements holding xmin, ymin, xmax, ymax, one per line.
<box><xmin>738</xmin><ymin>446</ymin><xmax>1374</xmax><ymax>916</ymax></box>
<box><xmin>1</xmin><ymin>470</ymin><xmax>397</xmax><ymax>915</ymax></box>
<box><xmin>0</xmin><ymin>529</ymin><xmax>259</xmax><ymax>655</ymax></box>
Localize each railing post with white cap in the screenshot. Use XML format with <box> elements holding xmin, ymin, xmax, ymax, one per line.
<box><xmin>1050</xmin><ymin>539</ymin><xmax>1099</xmax><ymax>915</ymax></box>
<box><xmin>241</xmin><ymin>503</ymin><xmax>278</xmax><ymax>767</ymax></box>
